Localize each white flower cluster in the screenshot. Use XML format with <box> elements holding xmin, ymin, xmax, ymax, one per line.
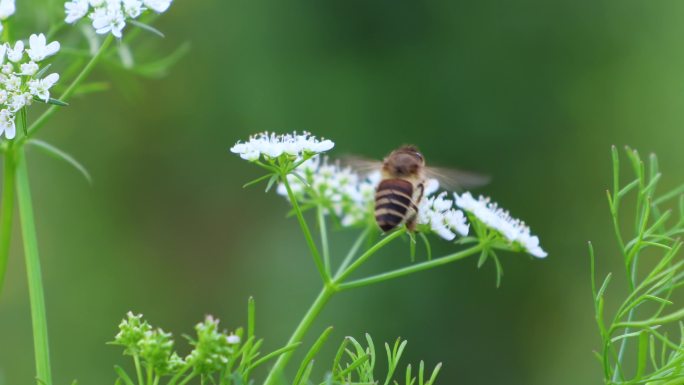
<box><xmin>277</xmin><ymin>156</ymin><xmax>470</xmax><ymax>241</ymax></box>
<box><xmin>231</xmin><ymin>131</ymin><xmax>335</xmax><ymax>162</ymax></box>
<box><xmin>454</xmin><ymin>192</ymin><xmax>547</xmax><ymax>258</ymax></box>
<box><xmin>277</xmin><ymin>156</ymin><xmax>379</xmax><ymax>227</ymax></box>
<box><xmin>0</xmin><ymin>34</ymin><xmax>61</xmax><ymax>140</ymax></box>
<box><xmin>64</xmin><ymin>0</ymin><xmax>173</xmax><ymax>38</ymax></box>
<box><xmin>417</xmin><ymin>181</ymin><xmax>470</xmax><ymax>241</ymax></box>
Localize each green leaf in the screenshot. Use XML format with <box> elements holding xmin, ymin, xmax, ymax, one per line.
<box><xmin>27</xmin><ymin>139</ymin><xmax>92</xmax><ymax>185</ymax></box>
<box><xmin>247</xmin><ymin>296</ymin><xmax>255</xmax><ymax>340</ymax></box>
<box><xmin>419</xmin><ymin>232</ymin><xmax>432</xmax><ymax>260</ymax></box>
<box><xmin>294</xmin><ymin>327</ymin><xmax>334</xmax><ymax>385</ymax></box>
<box><xmin>242</xmin><ymin>173</ymin><xmax>273</xmax><ymax>189</ymax></box>
<box><xmin>129</xmin><ymin>20</ymin><xmax>165</xmax><ymax>38</ymax></box>
<box><xmin>265</xmin><ymin>174</ymin><xmax>279</xmax><ymax>193</ymax></box>
<box><xmin>74</xmin><ymin>81</ymin><xmax>111</xmax><ymax>96</ymax></box>
<box><xmin>130</xmin><ymin>42</ymin><xmax>190</xmax><ymax>78</ymax></box>
<box><xmin>19</xmin><ymin>108</ymin><xmax>27</xmax><ymax>137</ymax></box>
<box><xmin>34</xmin><ymin>63</ymin><xmax>52</xmax><ymax>79</ymax></box>
<box><xmin>33</xmin><ymin>96</ymin><xmax>69</xmax><ymax>106</ymax></box>
<box><xmin>114</xmin><ymin>366</ymin><xmax>136</xmax><ymax>385</ymax></box>
<box><xmin>409</xmin><ymin>232</ymin><xmax>416</xmax><ymax>262</ymax></box>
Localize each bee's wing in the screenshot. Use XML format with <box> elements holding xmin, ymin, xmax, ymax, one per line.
<box><xmin>425</xmin><ymin>166</ymin><xmax>490</xmax><ymax>191</ymax></box>
<box><xmin>339</xmin><ymin>154</ymin><xmax>383</xmax><ymax>175</ymax></box>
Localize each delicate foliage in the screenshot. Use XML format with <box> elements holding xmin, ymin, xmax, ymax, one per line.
<box><xmin>324</xmin><ymin>334</ymin><xmax>441</xmax><ymax>385</ymax></box>
<box><xmin>592</xmin><ymin>147</ymin><xmax>684</xmax><ymax>384</ymax></box>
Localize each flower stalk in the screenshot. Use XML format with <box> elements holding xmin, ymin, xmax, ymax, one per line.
<box><xmin>0</xmin><ymin>147</ymin><xmax>15</xmax><ymax>296</ymax></box>
<box><xmin>15</xmin><ymin>146</ymin><xmax>52</xmax><ymax>385</ymax></box>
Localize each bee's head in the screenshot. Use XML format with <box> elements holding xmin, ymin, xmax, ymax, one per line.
<box><xmin>383</xmin><ymin>145</ymin><xmax>425</xmax><ymax>177</ymax></box>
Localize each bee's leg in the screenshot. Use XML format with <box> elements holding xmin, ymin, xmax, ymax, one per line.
<box><xmin>406</xmin><ymin>215</ymin><xmax>417</xmax><ymax>232</ymax></box>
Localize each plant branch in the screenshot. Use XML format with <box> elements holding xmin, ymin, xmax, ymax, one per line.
<box><xmin>338</xmin><ymin>244</ymin><xmax>484</xmax><ymax>291</ymax></box>
<box><xmin>15</xmin><ymin>147</ymin><xmax>52</xmax><ymax>385</ymax></box>
<box><xmin>335</xmin><ymin>229</ymin><xmax>405</xmax><ymax>283</ymax></box>
<box><xmin>0</xmin><ymin>148</ymin><xmax>15</xmax><ymax>297</ymax></box>
<box><xmin>262</xmin><ymin>285</ymin><xmax>336</xmax><ymax>385</ymax></box>
<box><xmin>280</xmin><ymin>172</ymin><xmax>329</xmax><ymax>284</ymax></box>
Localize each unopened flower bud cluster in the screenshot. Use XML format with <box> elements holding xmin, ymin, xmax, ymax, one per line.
<box><xmin>65</xmin><ymin>0</ymin><xmax>174</xmax><ymax>38</ymax></box>
<box><xmin>113</xmin><ymin>312</ymin><xmax>241</xmax><ymax>376</ymax></box>
<box><xmin>0</xmin><ymin>34</ymin><xmax>60</xmax><ymax>140</ymax></box>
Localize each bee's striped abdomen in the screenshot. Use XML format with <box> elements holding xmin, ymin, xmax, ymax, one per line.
<box><xmin>374</xmin><ymin>179</ymin><xmax>417</xmax><ymax>232</ymax></box>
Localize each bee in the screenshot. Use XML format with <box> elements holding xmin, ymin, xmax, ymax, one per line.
<box><xmin>349</xmin><ymin>145</ymin><xmax>489</xmax><ymax>232</ymax></box>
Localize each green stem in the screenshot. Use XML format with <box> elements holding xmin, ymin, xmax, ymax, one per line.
<box><xmin>146</xmin><ymin>365</ymin><xmax>154</xmax><ymax>385</ymax></box>
<box><xmin>0</xmin><ymin>149</ymin><xmax>15</xmax><ymax>297</ymax></box>
<box><xmin>262</xmin><ymin>285</ymin><xmax>336</xmax><ymax>385</ymax></box>
<box><xmin>15</xmin><ymin>147</ymin><xmax>52</xmax><ymax>385</ymax></box>
<box><xmin>134</xmin><ymin>355</ymin><xmax>144</xmax><ymax>385</ymax></box>
<box><xmin>177</xmin><ymin>372</ymin><xmax>197</xmax><ymax>385</ymax></box>
<box><xmin>333</xmin><ymin>227</ymin><xmax>370</xmax><ymax>279</ymax></box>
<box><xmin>281</xmin><ymin>173</ymin><xmax>328</xmax><ymax>284</ymax></box>
<box><xmin>317</xmin><ymin>206</ymin><xmax>330</xmax><ymax>276</ymax></box>
<box><xmin>23</xmin><ymin>34</ymin><xmax>114</xmax><ymax>140</ymax></box>
<box><xmin>338</xmin><ymin>244</ymin><xmax>484</xmax><ymax>291</ymax></box>
<box><xmin>335</xmin><ymin>229</ymin><xmax>405</xmax><ymax>283</ymax></box>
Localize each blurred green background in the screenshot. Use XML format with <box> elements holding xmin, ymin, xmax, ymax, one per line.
<box><xmin>3</xmin><ymin>0</ymin><xmax>684</xmax><ymax>384</ymax></box>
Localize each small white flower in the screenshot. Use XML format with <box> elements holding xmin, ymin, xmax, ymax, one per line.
<box><xmin>28</xmin><ymin>73</ymin><xmax>59</xmax><ymax>102</ymax></box>
<box><xmin>89</xmin><ymin>0</ymin><xmax>105</xmax><ymax>6</ymax></box>
<box><xmin>4</xmin><ymin>74</ymin><xmax>19</xmax><ymax>91</ymax></box>
<box><xmin>122</xmin><ymin>0</ymin><xmax>143</xmax><ymax>18</ymax></box>
<box><xmin>226</xmin><ymin>334</ymin><xmax>240</xmax><ymax>344</ymax></box>
<box><xmin>417</xmin><ymin>191</ymin><xmax>469</xmax><ymax>241</ymax></box>
<box><xmin>26</xmin><ymin>34</ymin><xmax>60</xmax><ymax>62</ymax></box>
<box><xmin>143</xmin><ymin>0</ymin><xmax>172</xmax><ymax>13</ymax></box>
<box><xmin>65</xmin><ymin>0</ymin><xmax>90</xmax><ymax>23</ymax></box>
<box><xmin>6</xmin><ymin>41</ymin><xmax>23</xmax><ymax>62</ymax></box>
<box><xmin>8</xmin><ymin>92</ymin><xmax>31</xmax><ymax>112</ymax></box>
<box><xmin>0</xmin><ymin>0</ymin><xmax>15</xmax><ymax>20</ymax></box>
<box><xmin>454</xmin><ymin>192</ymin><xmax>547</xmax><ymax>258</ymax></box>
<box><xmin>91</xmin><ymin>7</ymin><xmax>126</xmax><ymax>38</ymax></box>
<box><xmin>20</xmin><ymin>61</ymin><xmax>38</xmax><ymax>76</ymax></box>
<box><xmin>0</xmin><ymin>109</ymin><xmax>15</xmax><ymax>139</ymax></box>
<box><xmin>1</xmin><ymin>63</ymin><xmax>12</xmax><ymax>74</ymax></box>
<box><xmin>0</xmin><ymin>90</ymin><xmax>8</xmax><ymax>104</ymax></box>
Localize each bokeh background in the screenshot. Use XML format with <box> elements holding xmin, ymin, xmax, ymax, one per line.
<box><xmin>2</xmin><ymin>0</ymin><xmax>684</xmax><ymax>384</ymax></box>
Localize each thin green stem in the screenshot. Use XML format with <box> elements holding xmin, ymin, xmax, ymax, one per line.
<box><xmin>0</xmin><ymin>149</ymin><xmax>15</xmax><ymax>297</ymax></box>
<box><xmin>165</xmin><ymin>364</ymin><xmax>192</xmax><ymax>385</ymax></box>
<box><xmin>338</xmin><ymin>244</ymin><xmax>484</xmax><ymax>291</ymax></box>
<box><xmin>262</xmin><ymin>285</ymin><xmax>336</xmax><ymax>385</ymax></box>
<box><xmin>177</xmin><ymin>372</ymin><xmax>197</xmax><ymax>385</ymax></box>
<box><xmin>134</xmin><ymin>356</ymin><xmax>144</xmax><ymax>385</ymax></box>
<box><xmin>317</xmin><ymin>206</ymin><xmax>330</xmax><ymax>276</ymax></box>
<box><xmin>334</xmin><ymin>227</ymin><xmax>371</xmax><ymax>279</ymax></box>
<box><xmin>23</xmin><ymin>34</ymin><xmax>114</xmax><ymax>141</ymax></box>
<box><xmin>146</xmin><ymin>365</ymin><xmax>154</xmax><ymax>385</ymax></box>
<box><xmin>335</xmin><ymin>229</ymin><xmax>405</xmax><ymax>283</ymax></box>
<box><xmin>15</xmin><ymin>147</ymin><xmax>52</xmax><ymax>385</ymax></box>
<box><xmin>280</xmin><ymin>173</ymin><xmax>328</xmax><ymax>284</ymax></box>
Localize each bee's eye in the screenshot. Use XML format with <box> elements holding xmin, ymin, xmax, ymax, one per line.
<box><xmin>414</xmin><ymin>152</ymin><xmax>423</xmax><ymax>161</ymax></box>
